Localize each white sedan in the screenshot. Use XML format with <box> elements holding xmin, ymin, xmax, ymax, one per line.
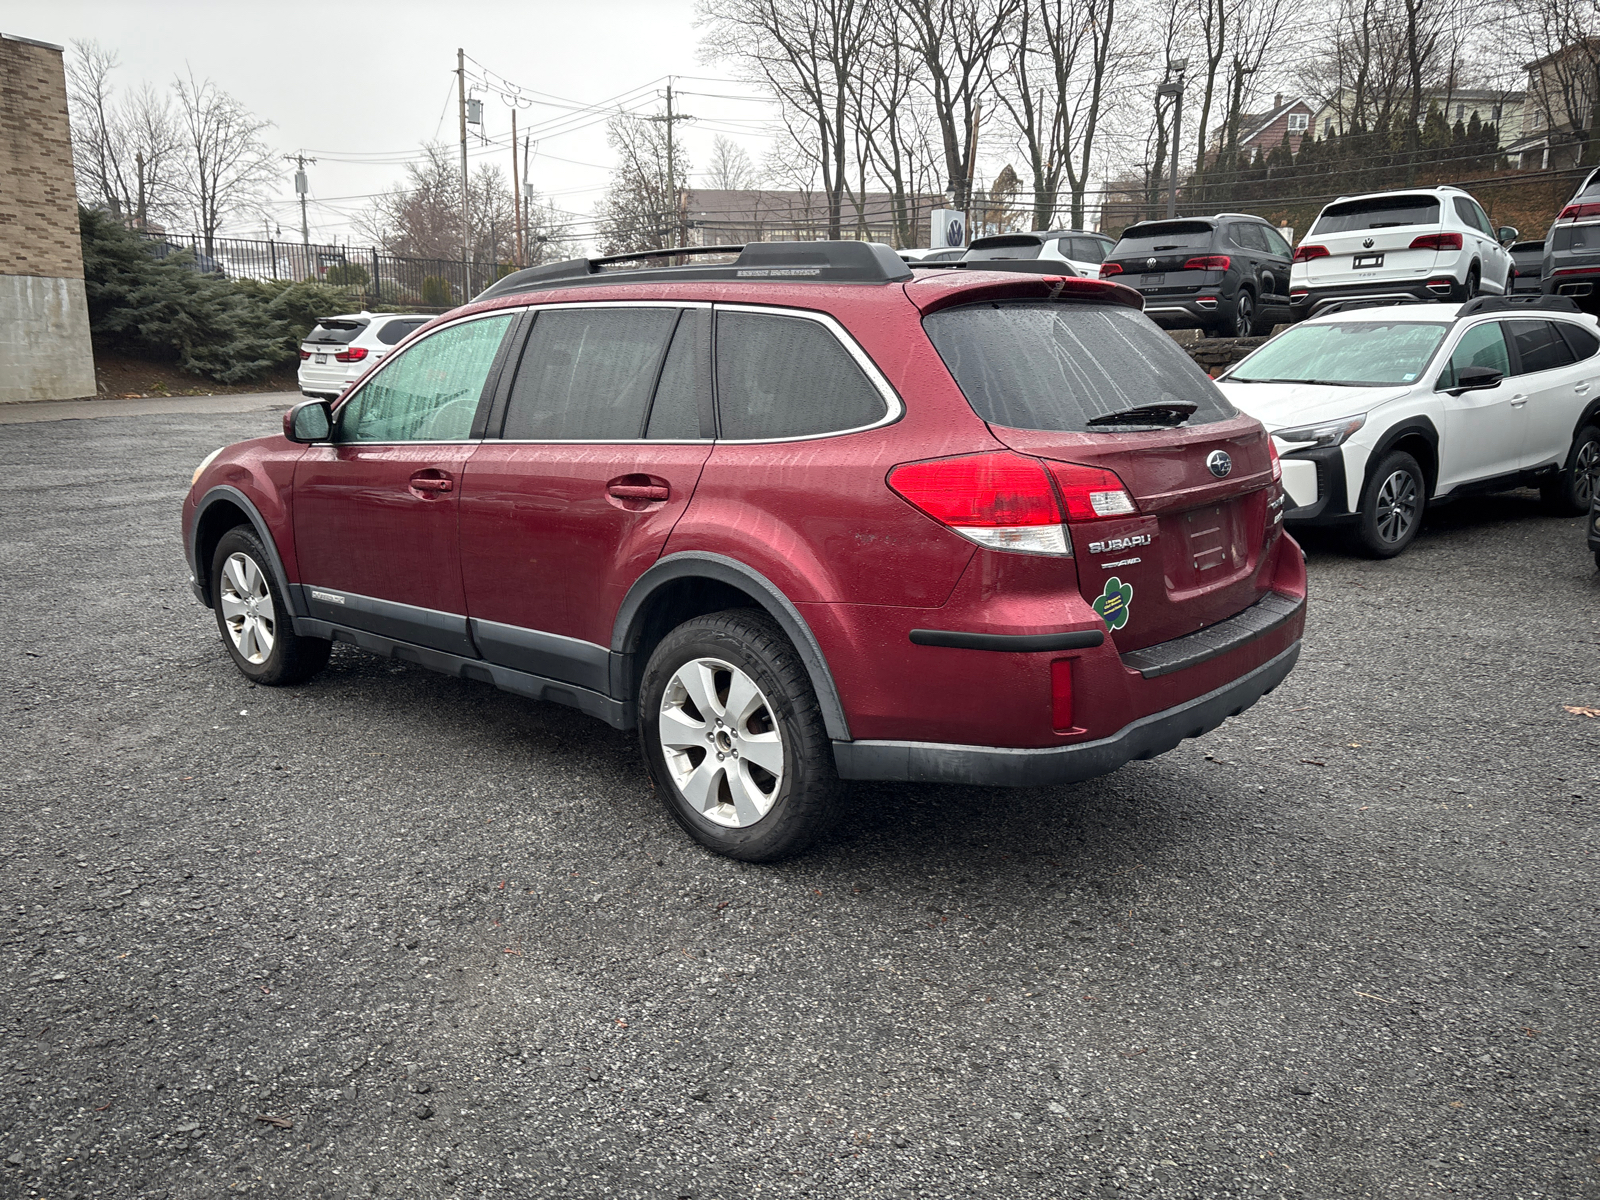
<box><xmin>1215</xmin><ymin>297</ymin><xmax>1600</xmax><ymax>557</ymax></box>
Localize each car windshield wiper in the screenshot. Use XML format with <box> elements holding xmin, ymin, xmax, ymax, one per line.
<box><xmin>1086</xmin><ymin>402</ymin><xmax>1198</xmax><ymax>426</ymax></box>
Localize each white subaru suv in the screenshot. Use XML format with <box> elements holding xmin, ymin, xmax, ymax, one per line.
<box><xmin>297</xmin><ymin>311</ymin><xmax>430</xmax><ymax>400</ymax></box>
<box><xmin>1289</xmin><ymin>187</ymin><xmax>1517</xmax><ymax>320</ymax></box>
<box><xmin>1215</xmin><ymin>295</ymin><xmax>1600</xmax><ymax>557</ymax></box>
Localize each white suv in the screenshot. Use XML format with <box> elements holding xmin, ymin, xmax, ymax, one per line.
<box><xmin>298</xmin><ymin>311</ymin><xmax>430</xmax><ymax>399</ymax></box>
<box><xmin>1215</xmin><ymin>295</ymin><xmax>1600</xmax><ymax>557</ymax></box>
<box><xmin>1289</xmin><ymin>187</ymin><xmax>1517</xmax><ymax>320</ymax></box>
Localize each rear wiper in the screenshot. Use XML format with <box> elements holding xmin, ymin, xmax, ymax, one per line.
<box><xmin>1086</xmin><ymin>402</ymin><xmax>1198</xmax><ymax>426</ymax></box>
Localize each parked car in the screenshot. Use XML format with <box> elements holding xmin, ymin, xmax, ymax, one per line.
<box><xmin>1289</xmin><ymin>186</ymin><xmax>1517</xmax><ymax>319</ymax></box>
<box><xmin>185</xmin><ymin>241</ymin><xmax>1306</xmax><ymax>861</ymax></box>
<box><xmin>298</xmin><ymin>311</ymin><xmax>431</xmax><ymax>400</ymax></box>
<box><xmin>1100</xmin><ymin>213</ymin><xmax>1294</xmax><ymax>337</ymax></box>
<box><xmin>1510</xmin><ymin>240</ymin><xmax>1546</xmax><ymax>293</ymax></box>
<box><xmin>919</xmin><ymin>248</ymin><xmax>967</xmax><ymax>263</ymax></box>
<box><xmin>1215</xmin><ymin>294</ymin><xmax>1600</xmax><ymax>557</ymax></box>
<box><xmin>964</xmin><ymin>230</ymin><xmax>1116</xmax><ymax>278</ymax></box>
<box><xmin>1541</xmin><ymin>172</ymin><xmax>1600</xmax><ymax>304</ymax></box>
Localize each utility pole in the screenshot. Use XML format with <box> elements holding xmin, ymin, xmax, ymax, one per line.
<box><xmin>523</xmin><ymin>136</ymin><xmax>533</xmax><ymax>260</ymax></box>
<box><xmin>511</xmin><ymin>108</ymin><xmax>524</xmax><ymax>268</ymax></box>
<box><xmin>648</xmin><ymin>81</ymin><xmax>692</xmax><ymax>248</ymax></box>
<box><xmin>457</xmin><ymin>48</ymin><xmax>470</xmax><ymax>286</ymax></box>
<box><xmin>284</xmin><ymin>153</ymin><xmax>317</xmax><ymax>277</ymax></box>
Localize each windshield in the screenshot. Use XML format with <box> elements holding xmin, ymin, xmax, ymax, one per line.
<box><xmin>924</xmin><ymin>301</ymin><xmax>1237</xmax><ymax>432</ymax></box>
<box><xmin>1312</xmin><ymin>196</ymin><xmax>1441</xmax><ymax>234</ymax></box>
<box><xmin>1227</xmin><ymin>321</ymin><xmax>1450</xmax><ymax>386</ymax></box>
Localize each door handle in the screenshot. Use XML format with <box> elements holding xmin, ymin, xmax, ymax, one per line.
<box><xmin>1576</xmin><ymin>383</ymin><xmax>1591</xmax><ymax>395</ymax></box>
<box><xmin>1509</xmin><ymin>394</ymin><xmax>1528</xmax><ymax>408</ymax></box>
<box><xmin>409</xmin><ymin>472</ymin><xmax>454</xmax><ymax>495</ymax></box>
<box><xmin>607</xmin><ymin>482</ymin><xmax>669</xmax><ymax>501</ymax></box>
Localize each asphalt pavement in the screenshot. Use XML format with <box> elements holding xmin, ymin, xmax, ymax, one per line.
<box><xmin>1</xmin><ymin>410</ymin><xmax>1596</xmax><ymax>1200</ymax></box>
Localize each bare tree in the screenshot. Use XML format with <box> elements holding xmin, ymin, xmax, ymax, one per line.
<box><xmin>361</xmin><ymin>143</ymin><xmax>522</xmax><ymax>264</ymax></box>
<box><xmin>705</xmin><ymin>134</ymin><xmax>758</xmax><ymax>189</ymax></box>
<box><xmin>597</xmin><ymin>112</ymin><xmax>690</xmax><ymax>254</ymax></box>
<box><xmin>1501</xmin><ymin>0</ymin><xmax>1600</xmax><ymax>166</ymax></box>
<box><xmin>849</xmin><ymin>9</ymin><xmax>943</xmax><ymax>246</ymax></box>
<box><xmin>65</xmin><ymin>40</ymin><xmax>181</xmax><ymax>227</ymax></box>
<box><xmin>172</xmin><ymin>70</ymin><xmax>276</xmax><ymax>254</ymax></box>
<box><xmin>896</xmin><ymin>0</ymin><xmax>1022</xmax><ymax>211</ymax></box>
<box><xmin>699</xmin><ymin>0</ymin><xmax>874</xmax><ymax>238</ymax></box>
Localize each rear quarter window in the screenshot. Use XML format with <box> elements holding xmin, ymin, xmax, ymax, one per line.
<box><xmin>1312</xmin><ymin>196</ymin><xmax>1441</xmax><ymax>234</ymax></box>
<box><xmin>923</xmin><ymin>301</ymin><xmax>1237</xmax><ymax>432</ymax></box>
<box><xmin>376</xmin><ymin>319</ymin><xmax>427</xmax><ymax>346</ymax></box>
<box><xmin>1557</xmin><ymin>321</ymin><xmax>1600</xmax><ymax>360</ymax></box>
<box><xmin>714</xmin><ymin>311</ymin><xmax>887</xmax><ymax>439</ymax></box>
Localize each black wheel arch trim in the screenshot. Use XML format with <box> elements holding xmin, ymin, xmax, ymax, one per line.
<box><xmin>189</xmin><ymin>485</ymin><xmax>300</xmax><ymax>615</ymax></box>
<box><xmin>1572</xmin><ymin>400</ymin><xmax>1600</xmax><ymax>444</ymax></box>
<box><xmin>612</xmin><ymin>551</ymin><xmax>851</xmax><ymax>741</ymax></box>
<box><xmin>1365</xmin><ymin>418</ymin><xmax>1440</xmax><ymax>497</ymax></box>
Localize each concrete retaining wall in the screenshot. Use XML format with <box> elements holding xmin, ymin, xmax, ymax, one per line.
<box><xmin>0</xmin><ymin>274</ymin><xmax>95</xmax><ymax>402</ymax></box>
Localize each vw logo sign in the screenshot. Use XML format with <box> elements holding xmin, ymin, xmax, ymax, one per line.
<box><xmin>1362</xmin><ymin>237</ymin><xmax>1374</xmax><ymax>248</ymax></box>
<box><xmin>1146</xmin><ymin>256</ymin><xmax>1157</xmax><ymax>268</ymax></box>
<box><xmin>1206</xmin><ymin>450</ymin><xmax>1233</xmax><ymax>478</ymax></box>
<box><xmin>946</xmin><ymin>218</ymin><xmax>965</xmax><ymax>247</ymax></box>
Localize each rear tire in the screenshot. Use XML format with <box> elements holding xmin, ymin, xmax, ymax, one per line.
<box><xmin>1349</xmin><ymin>451</ymin><xmax>1426</xmax><ymax>558</ymax></box>
<box><xmin>1541</xmin><ymin>425</ymin><xmax>1600</xmax><ymax>514</ymax></box>
<box><xmin>1231</xmin><ymin>290</ymin><xmax>1255</xmax><ymax>338</ymax></box>
<box><xmin>638</xmin><ymin>609</ymin><xmax>841</xmax><ymax>863</ymax></box>
<box><xmin>1462</xmin><ymin>265</ymin><xmax>1480</xmax><ymax>300</ymax></box>
<box><xmin>210</xmin><ymin>528</ymin><xmax>331</xmax><ymax>686</ymax></box>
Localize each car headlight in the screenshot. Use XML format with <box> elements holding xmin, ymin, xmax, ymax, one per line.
<box><xmin>191</xmin><ymin>447</ymin><xmax>224</xmax><ymax>488</ymax></box>
<box><xmin>1273</xmin><ymin>414</ymin><xmax>1367</xmax><ymax>448</ymax></box>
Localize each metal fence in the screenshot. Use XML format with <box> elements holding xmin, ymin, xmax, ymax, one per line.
<box><xmin>138</xmin><ymin>232</ymin><xmax>512</xmax><ymax>313</ymax></box>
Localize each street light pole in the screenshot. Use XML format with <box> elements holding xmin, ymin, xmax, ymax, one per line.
<box><xmin>1156</xmin><ymin>60</ymin><xmax>1187</xmax><ymax>220</ymax></box>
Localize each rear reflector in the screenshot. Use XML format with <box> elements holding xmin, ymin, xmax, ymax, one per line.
<box><xmin>1553</xmin><ymin>266</ymin><xmax>1599</xmax><ymax>277</ymax></box>
<box><xmin>1269</xmin><ymin>438</ymin><xmax>1282</xmax><ymax>482</ymax></box>
<box><xmin>1409</xmin><ymin>232</ymin><xmax>1463</xmax><ymax>251</ymax></box>
<box><xmin>1292</xmin><ymin>244</ymin><xmax>1329</xmax><ymax>264</ymax></box>
<box><xmin>888</xmin><ymin>452</ymin><xmax>1070</xmax><ymax>556</ymax></box>
<box><xmin>1050</xmin><ymin>658</ymin><xmax>1074</xmax><ymax>731</ymax></box>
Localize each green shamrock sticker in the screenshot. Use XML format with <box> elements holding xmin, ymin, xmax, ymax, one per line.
<box><xmin>1093</xmin><ymin>576</ymin><xmax>1134</xmax><ymax>631</ymax></box>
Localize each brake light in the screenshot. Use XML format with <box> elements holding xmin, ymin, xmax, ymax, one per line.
<box><xmin>1553</xmin><ymin>266</ymin><xmax>1598</xmax><ymax>276</ymax></box>
<box><xmin>298</xmin><ymin>350</ymin><xmax>311</xmax><ymax>360</ymax></box>
<box><xmin>1269</xmin><ymin>438</ymin><xmax>1282</xmax><ymax>482</ymax></box>
<box><xmin>1558</xmin><ymin>202</ymin><xmax>1600</xmax><ymax>220</ymax></box>
<box><xmin>1043</xmin><ymin>461</ymin><xmax>1139</xmax><ymax>522</ymax></box>
<box><xmin>888</xmin><ymin>452</ymin><xmax>1069</xmax><ymax>556</ymax></box>
<box><xmin>1183</xmin><ymin>255</ymin><xmax>1231</xmax><ymax>271</ymax></box>
<box><xmin>1292</xmin><ymin>244</ymin><xmax>1329</xmax><ymax>264</ymax></box>
<box><xmin>1050</xmin><ymin>659</ymin><xmax>1074</xmax><ymax>730</ymax></box>
<box><xmin>1099</xmin><ymin>262</ymin><xmax>1123</xmax><ymax>277</ymax></box>
<box><xmin>333</xmin><ymin>346</ymin><xmax>369</xmax><ymax>363</ymax></box>
<box><xmin>1409</xmin><ymin>232</ymin><xmax>1463</xmax><ymax>251</ymax></box>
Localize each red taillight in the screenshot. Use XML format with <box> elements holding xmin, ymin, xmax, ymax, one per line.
<box><xmin>1269</xmin><ymin>438</ymin><xmax>1282</xmax><ymax>482</ymax></box>
<box><xmin>1292</xmin><ymin>244</ymin><xmax>1329</xmax><ymax>264</ymax></box>
<box><xmin>1043</xmin><ymin>461</ymin><xmax>1139</xmax><ymax>523</ymax></box>
<box><xmin>1558</xmin><ymin>202</ymin><xmax>1600</xmax><ymax>220</ymax></box>
<box><xmin>298</xmin><ymin>349</ymin><xmax>311</xmax><ymax>360</ymax></box>
<box><xmin>1099</xmin><ymin>262</ymin><xmax>1123</xmax><ymax>277</ymax></box>
<box><xmin>1409</xmin><ymin>232</ymin><xmax>1463</xmax><ymax>251</ymax></box>
<box><xmin>334</xmin><ymin>346</ymin><xmax>368</xmax><ymax>363</ymax></box>
<box><xmin>1183</xmin><ymin>255</ymin><xmax>1231</xmax><ymax>271</ymax></box>
<box><xmin>888</xmin><ymin>451</ymin><xmax>1069</xmax><ymax>555</ymax></box>
<box><xmin>1050</xmin><ymin>658</ymin><xmax>1074</xmax><ymax>731</ymax></box>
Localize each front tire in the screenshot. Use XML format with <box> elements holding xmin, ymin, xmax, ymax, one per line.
<box><xmin>1541</xmin><ymin>425</ymin><xmax>1600</xmax><ymax>514</ymax></box>
<box><xmin>639</xmin><ymin>609</ymin><xmax>840</xmax><ymax>862</ymax></box>
<box><xmin>210</xmin><ymin>527</ymin><xmax>331</xmax><ymax>685</ymax></box>
<box><xmin>1349</xmin><ymin>451</ymin><xmax>1426</xmax><ymax>558</ymax></box>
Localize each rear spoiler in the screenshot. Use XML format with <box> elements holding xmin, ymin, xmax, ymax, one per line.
<box><xmin>905</xmin><ymin>269</ymin><xmax>1144</xmax><ymax>315</ymax></box>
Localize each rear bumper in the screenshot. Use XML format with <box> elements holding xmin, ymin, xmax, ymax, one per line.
<box><xmin>1141</xmin><ymin>293</ymin><xmax>1234</xmax><ymax>330</ymax></box>
<box><xmin>832</xmin><ymin>639</ymin><xmax>1300</xmax><ymax>786</ymax></box>
<box><xmin>1289</xmin><ymin>278</ymin><xmax>1458</xmax><ymax>316</ymax></box>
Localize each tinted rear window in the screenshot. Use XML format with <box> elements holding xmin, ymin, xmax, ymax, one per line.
<box><xmin>1507</xmin><ymin>319</ymin><xmax>1576</xmax><ymax>374</ymax></box>
<box><xmin>1112</xmin><ymin>222</ymin><xmax>1215</xmax><ymax>253</ymax></box>
<box><xmin>376</xmin><ymin>319</ymin><xmax>427</xmax><ymax>346</ymax></box>
<box><xmin>1312</xmin><ymin>196</ymin><xmax>1441</xmax><ymax>234</ymax></box>
<box><xmin>503</xmin><ymin>307</ymin><xmax>678</xmax><ymax>440</ymax></box>
<box><xmin>306</xmin><ymin>320</ymin><xmax>367</xmax><ymax>345</ymax></box>
<box><xmin>1558</xmin><ymin>321</ymin><xmax>1600</xmax><ymax>360</ymax></box>
<box><xmin>924</xmin><ymin>301</ymin><xmax>1237</xmax><ymax>432</ymax></box>
<box><xmin>967</xmin><ymin>236</ymin><xmax>1043</xmax><ymax>260</ymax></box>
<box><xmin>715</xmin><ymin>312</ymin><xmax>887</xmax><ymax>439</ymax></box>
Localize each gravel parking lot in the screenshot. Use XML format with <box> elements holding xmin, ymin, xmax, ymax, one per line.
<box><xmin>2</xmin><ymin>407</ymin><xmax>1596</xmax><ymax>1200</ymax></box>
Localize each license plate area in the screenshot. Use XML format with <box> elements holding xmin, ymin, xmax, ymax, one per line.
<box><xmin>1352</xmin><ymin>253</ymin><xmax>1384</xmax><ymax>270</ymax></box>
<box><xmin>1143</xmin><ymin>273</ymin><xmax>1165</xmax><ymax>285</ymax></box>
<box><xmin>315</xmin><ymin>353</ymin><xmax>328</xmax><ymax>364</ymax></box>
<box><xmin>1162</xmin><ymin>500</ymin><xmax>1250</xmax><ymax>594</ymax></box>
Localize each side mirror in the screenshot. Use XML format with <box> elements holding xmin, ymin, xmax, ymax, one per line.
<box><xmin>284</xmin><ymin>398</ymin><xmax>331</xmax><ymax>443</ymax></box>
<box><xmin>1451</xmin><ymin>365</ymin><xmax>1503</xmax><ymax>394</ymax></box>
<box><xmin>1497</xmin><ymin>225</ymin><xmax>1519</xmax><ymax>246</ymax></box>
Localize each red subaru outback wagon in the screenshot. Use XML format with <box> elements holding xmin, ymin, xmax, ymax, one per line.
<box><xmin>184</xmin><ymin>242</ymin><xmax>1306</xmax><ymax>861</ymax></box>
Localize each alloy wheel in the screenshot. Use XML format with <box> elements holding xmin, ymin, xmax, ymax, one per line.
<box><xmin>1374</xmin><ymin>469</ymin><xmax>1420</xmax><ymax>544</ymax></box>
<box><xmin>219</xmin><ymin>552</ymin><xmax>276</xmax><ymax>664</ymax></box>
<box><xmin>1576</xmin><ymin>439</ymin><xmax>1600</xmax><ymax>508</ymax></box>
<box><xmin>658</xmin><ymin>657</ymin><xmax>784</xmax><ymax>828</ymax></box>
<box><xmin>1234</xmin><ymin>293</ymin><xmax>1254</xmax><ymax>337</ymax></box>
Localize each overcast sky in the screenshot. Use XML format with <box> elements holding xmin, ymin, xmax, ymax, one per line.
<box><xmin>11</xmin><ymin>0</ymin><xmax>778</xmax><ymax>252</ymax></box>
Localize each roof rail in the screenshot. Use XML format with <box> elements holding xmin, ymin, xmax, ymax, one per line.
<box><xmin>1311</xmin><ymin>294</ymin><xmax>1427</xmax><ymax>316</ymax></box>
<box><xmin>916</xmin><ymin>258</ymin><xmax>1086</xmax><ymax>278</ymax></box>
<box><xmin>473</xmin><ymin>240</ymin><xmax>912</xmax><ymax>302</ymax></box>
<box><xmin>1456</xmin><ymin>293</ymin><xmax>1581</xmax><ymax>317</ymax></box>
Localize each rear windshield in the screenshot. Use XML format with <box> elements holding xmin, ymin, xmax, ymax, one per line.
<box><xmin>924</xmin><ymin>301</ymin><xmax>1237</xmax><ymax>432</ymax></box>
<box><xmin>1312</xmin><ymin>196</ymin><xmax>1441</xmax><ymax>234</ymax></box>
<box><xmin>1226</xmin><ymin>320</ymin><xmax>1449</xmax><ymax>386</ymax></box>
<box><xmin>1112</xmin><ymin>222</ymin><xmax>1214</xmax><ymax>253</ymax></box>
<box><xmin>967</xmin><ymin>236</ymin><xmax>1042</xmax><ymax>260</ymax></box>
<box><xmin>305</xmin><ymin>320</ymin><xmax>368</xmax><ymax>345</ymax></box>
<box><xmin>1059</xmin><ymin>236</ymin><xmax>1110</xmax><ymax>263</ymax></box>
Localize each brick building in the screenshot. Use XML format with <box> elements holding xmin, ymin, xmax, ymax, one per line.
<box><xmin>0</xmin><ymin>32</ymin><xmax>95</xmax><ymax>401</ymax></box>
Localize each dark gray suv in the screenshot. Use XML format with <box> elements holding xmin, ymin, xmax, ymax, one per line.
<box><xmin>1101</xmin><ymin>214</ymin><xmax>1294</xmax><ymax>337</ymax></box>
